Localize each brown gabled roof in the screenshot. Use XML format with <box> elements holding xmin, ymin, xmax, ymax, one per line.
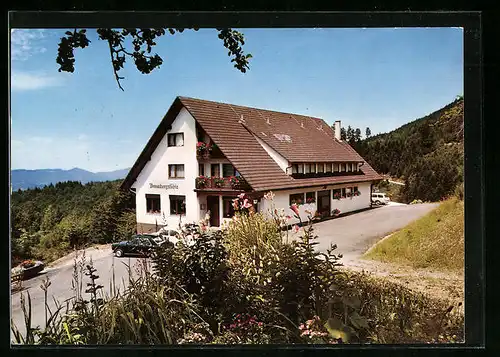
<box><xmin>121</xmin><ymin>96</ymin><xmax>382</xmax><ymax>192</ymax></box>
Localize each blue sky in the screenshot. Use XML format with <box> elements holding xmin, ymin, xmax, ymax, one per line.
<box><xmin>10</xmin><ymin>27</ymin><xmax>463</xmax><ymax>172</ymax></box>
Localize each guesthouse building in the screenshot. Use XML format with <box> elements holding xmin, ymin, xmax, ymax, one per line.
<box><xmin>120</xmin><ymin>96</ymin><xmax>383</xmax><ymax>232</ymax></box>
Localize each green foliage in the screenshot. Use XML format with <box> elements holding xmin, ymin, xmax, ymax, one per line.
<box><xmin>400</xmin><ymin>143</ymin><xmax>463</xmax><ymax>203</ymax></box>
<box><xmin>356</xmin><ymin>98</ymin><xmax>464</xmax><ymax>203</ymax></box>
<box><xmin>11</xmin><ymin>180</ymin><xmax>135</xmax><ymax>263</ymax></box>
<box><xmin>152</xmin><ymin>229</ymin><xmax>230</xmax><ymax>332</ymax></box>
<box><xmin>12</xmin><ymin>197</ymin><xmax>464</xmax><ymax>345</ymax></box>
<box><xmin>56</xmin><ymin>28</ymin><xmax>252</xmax><ymax>91</ymax></box>
<box><xmin>334</xmin><ymin>272</ymin><xmax>464</xmax><ymax>344</ymax></box>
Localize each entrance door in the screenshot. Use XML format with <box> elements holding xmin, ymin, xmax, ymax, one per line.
<box><xmin>207</xmin><ymin>196</ymin><xmax>220</xmax><ymax>227</ymax></box>
<box><xmin>317</xmin><ymin>190</ymin><xmax>331</xmax><ymax>218</ymax></box>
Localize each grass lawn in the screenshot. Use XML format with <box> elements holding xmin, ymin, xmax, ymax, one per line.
<box><xmin>363</xmin><ymin>198</ymin><xmax>464</xmax><ymax>272</ymax></box>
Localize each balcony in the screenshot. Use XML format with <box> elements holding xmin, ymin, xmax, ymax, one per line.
<box><xmin>196</xmin><ymin>142</ymin><xmax>225</xmax><ymax>160</ymax></box>
<box><xmin>195</xmin><ymin>176</ymin><xmax>251</xmax><ymax>191</ymax></box>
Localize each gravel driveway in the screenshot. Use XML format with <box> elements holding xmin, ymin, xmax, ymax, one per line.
<box><xmin>10</xmin><ymin>202</ymin><xmax>438</xmax><ymax>343</ymax></box>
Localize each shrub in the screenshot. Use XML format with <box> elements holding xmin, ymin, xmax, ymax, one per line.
<box><xmin>152</xmin><ymin>229</ymin><xmax>231</xmax><ymax>332</ymax></box>
<box><xmin>333</xmin><ymin>271</ymin><xmax>464</xmax><ymax>344</ymax></box>
<box><xmin>223</xmin><ymin>211</ymin><xmax>282</xmax><ymax>265</ymax></box>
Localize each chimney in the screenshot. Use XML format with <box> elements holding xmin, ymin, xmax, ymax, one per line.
<box><xmin>334</xmin><ymin>120</ymin><xmax>341</xmax><ymax>141</ymax></box>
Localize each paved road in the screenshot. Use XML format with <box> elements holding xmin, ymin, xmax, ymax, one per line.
<box><xmin>388</xmin><ymin>180</ymin><xmax>405</xmax><ymax>186</ymax></box>
<box><xmin>10</xmin><ymin>249</ymin><xmax>149</xmax><ymax>342</ymax></box>
<box><xmin>10</xmin><ymin>201</ymin><xmax>437</xmax><ymax>342</ymax></box>
<box><xmin>312</xmin><ymin>202</ymin><xmax>438</xmax><ymax>262</ymax></box>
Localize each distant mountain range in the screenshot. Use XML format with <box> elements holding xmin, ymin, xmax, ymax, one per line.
<box><xmin>11</xmin><ymin>167</ymin><xmax>131</xmax><ymax>191</ymax></box>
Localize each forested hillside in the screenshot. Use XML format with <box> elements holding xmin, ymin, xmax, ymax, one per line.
<box><xmin>355</xmin><ymin>98</ymin><xmax>464</xmax><ymax>203</ymax></box>
<box><xmin>11</xmin><ymin>180</ymin><xmax>136</xmax><ymax>264</ymax></box>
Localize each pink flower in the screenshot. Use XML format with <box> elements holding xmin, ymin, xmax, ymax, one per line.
<box><xmin>258</xmin><ymin>322</ymin><xmax>263</xmax><ymax>327</ymax></box>
<box><xmin>290</xmin><ymin>204</ymin><xmax>300</xmax><ymax>216</ymax></box>
<box><xmin>242</xmin><ymin>199</ymin><xmax>252</xmax><ymax>209</ymax></box>
<box><xmin>238</xmin><ymin>193</ymin><xmax>246</xmax><ymax>199</ymax></box>
<box><xmin>293</xmin><ymin>225</ymin><xmax>300</xmax><ymax>233</ymax></box>
<box><xmin>286</xmin><ymin>215</ymin><xmax>292</xmax><ymax>220</ymax></box>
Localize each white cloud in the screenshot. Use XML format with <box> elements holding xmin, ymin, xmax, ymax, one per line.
<box><xmin>77</xmin><ymin>134</ymin><xmax>88</xmax><ymax>141</ymax></box>
<box><xmin>31</xmin><ymin>136</ymin><xmax>53</xmax><ymax>144</ymax></box>
<box><xmin>11</xmin><ymin>29</ymin><xmax>47</xmax><ymax>61</ymax></box>
<box><xmin>11</xmin><ymin>71</ymin><xmax>64</xmax><ymax>91</ymax></box>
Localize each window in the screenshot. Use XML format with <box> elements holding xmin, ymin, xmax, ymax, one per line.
<box><xmin>341</xmin><ymin>188</ymin><xmax>347</xmax><ymax>198</ymax></box>
<box><xmin>170</xmin><ymin>195</ymin><xmax>186</xmax><ymax>215</ymax></box>
<box><xmin>306</xmin><ymin>192</ymin><xmax>316</xmax><ymax>204</ymax></box>
<box><xmin>140</xmin><ymin>238</ymin><xmax>152</xmax><ymax>246</ymax></box>
<box><xmin>333</xmin><ymin>188</ymin><xmax>341</xmax><ymax>199</ymax></box>
<box><xmin>223</xmin><ymin>196</ymin><xmax>236</xmax><ymax>218</ymax></box>
<box><xmin>199</xmin><ymin>164</ymin><xmax>205</xmax><ymax>176</ymax></box>
<box><xmin>146</xmin><ymin>194</ymin><xmax>161</xmax><ymax>214</ymax></box>
<box><xmin>223</xmin><ymin>164</ymin><xmax>236</xmax><ymax>177</ymax></box>
<box><xmin>325</xmin><ymin>163</ymin><xmax>332</xmax><ymax>173</ymax></box>
<box><xmin>317</xmin><ymin>163</ymin><xmax>324</xmax><ymax>173</ymax></box>
<box><xmin>211</xmin><ymin>164</ymin><xmax>220</xmax><ymax>177</ymax></box>
<box><xmin>289</xmin><ymin>193</ymin><xmax>304</xmax><ymax>205</ymax></box>
<box><xmin>298</xmin><ymin>164</ymin><xmax>304</xmax><ymax>174</ymax></box>
<box><xmin>169</xmin><ymin>164</ymin><xmax>185</xmax><ymax>178</ymax></box>
<box><xmin>333</xmin><ymin>163</ymin><xmax>339</xmax><ymax>172</ymax></box>
<box><xmin>167</xmin><ymin>133</ymin><xmax>184</xmax><ymax>147</ymax></box>
<box><xmin>340</xmin><ymin>163</ymin><xmax>345</xmax><ymax>172</ymax></box>
<box><xmin>292</xmin><ymin>164</ymin><xmax>298</xmax><ymax>174</ymax></box>
<box><xmin>304</xmin><ymin>163</ymin><xmax>313</xmax><ymax>174</ymax></box>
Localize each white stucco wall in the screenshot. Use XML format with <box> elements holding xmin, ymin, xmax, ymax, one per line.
<box><xmin>259</xmin><ymin>181</ymin><xmax>372</xmax><ymax>225</ymax></box>
<box><xmin>253</xmin><ymin>134</ymin><xmax>289</xmax><ymax>172</ymax></box>
<box><xmin>131</xmin><ymin>108</ymin><xmax>200</xmax><ymax>229</ymax></box>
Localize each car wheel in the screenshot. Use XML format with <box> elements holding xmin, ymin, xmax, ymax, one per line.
<box><xmin>375</xmin><ymin>200</ymin><xmax>381</xmax><ymax>206</ymax></box>
<box><xmin>115</xmin><ymin>249</ymin><xmax>124</xmax><ymax>258</ymax></box>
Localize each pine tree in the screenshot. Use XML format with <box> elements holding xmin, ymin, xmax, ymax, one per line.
<box><xmin>365</xmin><ymin>127</ymin><xmax>371</xmax><ymax>138</ymax></box>
<box><xmin>355</xmin><ymin>128</ymin><xmax>362</xmax><ymax>142</ymax></box>
<box><xmin>346</xmin><ymin>125</ymin><xmax>354</xmax><ymax>142</ymax></box>
<box><xmin>340</xmin><ymin>127</ymin><xmax>347</xmax><ymax>141</ymax></box>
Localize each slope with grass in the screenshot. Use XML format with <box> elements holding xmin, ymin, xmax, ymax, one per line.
<box><xmin>363</xmin><ymin>198</ymin><xmax>464</xmax><ymax>272</ymax></box>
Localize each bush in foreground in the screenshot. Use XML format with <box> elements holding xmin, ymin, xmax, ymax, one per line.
<box><xmin>11</xmin><ymin>193</ymin><xmax>464</xmax><ymax>345</ymax></box>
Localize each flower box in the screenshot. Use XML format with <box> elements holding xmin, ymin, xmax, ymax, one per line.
<box><xmin>229</xmin><ymin>176</ymin><xmax>247</xmax><ymax>189</ymax></box>
<box><xmin>213</xmin><ymin>177</ymin><xmax>226</xmax><ymax>188</ymax></box>
<box><xmin>196</xmin><ymin>175</ymin><xmax>209</xmax><ymax>189</ymax></box>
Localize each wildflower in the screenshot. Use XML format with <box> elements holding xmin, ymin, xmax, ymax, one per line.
<box><xmin>293</xmin><ymin>225</ymin><xmax>300</xmax><ymax>233</ymax></box>
<box><xmin>286</xmin><ymin>215</ymin><xmax>292</xmax><ymax>220</ymax></box>
<box><xmin>238</xmin><ymin>193</ymin><xmax>246</xmax><ymax>199</ymax></box>
<box><xmin>258</xmin><ymin>322</ymin><xmax>263</xmax><ymax>327</ymax></box>
<box><xmin>263</xmin><ymin>191</ymin><xmax>275</xmax><ymax>200</ymax></box>
<box><xmin>242</xmin><ymin>199</ymin><xmax>252</xmax><ymax>209</ymax></box>
<box><xmin>290</xmin><ymin>204</ymin><xmax>300</xmax><ymax>216</ymax></box>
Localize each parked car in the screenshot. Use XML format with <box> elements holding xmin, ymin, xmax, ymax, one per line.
<box><xmin>111</xmin><ymin>235</ymin><xmax>172</xmax><ymax>258</ymax></box>
<box><xmin>371</xmin><ymin>192</ymin><xmax>390</xmax><ymax>205</ymax></box>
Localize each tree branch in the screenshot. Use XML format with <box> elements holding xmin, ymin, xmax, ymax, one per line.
<box><xmin>106</xmin><ymin>40</ymin><xmax>124</xmax><ymax>91</ymax></box>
